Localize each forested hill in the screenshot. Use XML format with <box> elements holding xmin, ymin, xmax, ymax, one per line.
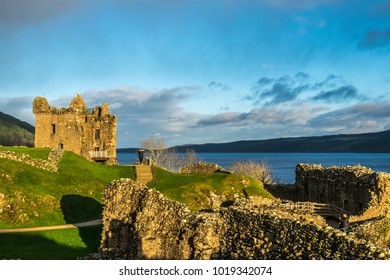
<box><xmin>0</xmin><ymin>111</ymin><xmax>34</xmax><ymax>147</ymax></box>
<box><xmin>174</xmin><ymin>130</ymin><xmax>390</xmax><ymax>153</ymax></box>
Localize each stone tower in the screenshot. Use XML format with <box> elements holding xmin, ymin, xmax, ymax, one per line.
<box><xmin>33</xmin><ymin>94</ymin><xmax>117</xmax><ymax>164</ymax></box>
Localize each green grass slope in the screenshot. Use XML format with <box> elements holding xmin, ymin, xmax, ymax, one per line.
<box><xmin>149</xmin><ymin>166</ymin><xmax>273</xmax><ymax>210</ymax></box>
<box><xmin>0</xmin><ymin>226</ymin><xmax>102</xmax><ymax>260</ymax></box>
<box><xmin>0</xmin><ymin>148</ymin><xmax>135</xmax><ymax>228</ymax></box>
<box><xmin>0</xmin><ymin>111</ymin><xmax>34</xmax><ymax>147</ymax></box>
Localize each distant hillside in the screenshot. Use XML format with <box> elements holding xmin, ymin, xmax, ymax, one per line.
<box><xmin>0</xmin><ymin>111</ymin><xmax>34</xmax><ymax>147</ymax></box>
<box><xmin>174</xmin><ymin>130</ymin><xmax>390</xmax><ymax>153</ymax></box>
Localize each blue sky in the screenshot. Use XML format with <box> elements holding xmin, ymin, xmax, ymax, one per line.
<box><xmin>1</xmin><ymin>0</ymin><xmax>390</xmax><ymax>148</ymax></box>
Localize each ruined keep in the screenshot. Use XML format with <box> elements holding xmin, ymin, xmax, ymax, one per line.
<box><xmin>295</xmin><ymin>164</ymin><xmax>390</xmax><ymax>215</ymax></box>
<box><xmin>265</xmin><ymin>164</ymin><xmax>390</xmax><ymax>216</ymax></box>
<box><xmin>33</xmin><ymin>94</ymin><xmax>117</xmax><ymax>164</ymax></box>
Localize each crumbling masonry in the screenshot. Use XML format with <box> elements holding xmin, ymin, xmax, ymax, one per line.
<box><xmin>265</xmin><ymin>164</ymin><xmax>390</xmax><ymax>216</ymax></box>
<box><xmin>33</xmin><ymin>94</ymin><xmax>117</xmax><ymax>164</ymax></box>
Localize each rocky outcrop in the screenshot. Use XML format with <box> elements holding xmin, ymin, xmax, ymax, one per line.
<box><xmin>0</xmin><ymin>148</ymin><xmax>63</xmax><ymax>172</ymax></box>
<box><xmin>97</xmin><ymin>179</ymin><xmax>390</xmax><ymax>260</ymax></box>
<box><xmin>179</xmin><ymin>162</ymin><xmax>231</xmax><ymax>174</ymax></box>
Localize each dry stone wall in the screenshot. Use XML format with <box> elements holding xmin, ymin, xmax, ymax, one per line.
<box><xmin>0</xmin><ymin>148</ymin><xmax>63</xmax><ymax>172</ymax></box>
<box><xmin>97</xmin><ymin>179</ymin><xmax>390</xmax><ymax>260</ymax></box>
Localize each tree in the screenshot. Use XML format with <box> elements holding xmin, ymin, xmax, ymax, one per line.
<box><xmin>141</xmin><ymin>137</ymin><xmax>166</xmax><ymax>166</ymax></box>
<box><xmin>141</xmin><ymin>137</ymin><xmax>201</xmax><ymax>172</ymax></box>
<box><xmin>230</xmin><ymin>160</ymin><xmax>274</xmax><ymax>184</ymax></box>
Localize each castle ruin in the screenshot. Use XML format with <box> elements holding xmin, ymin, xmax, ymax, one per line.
<box><xmin>33</xmin><ymin>94</ymin><xmax>117</xmax><ymax>164</ymax></box>
<box><xmin>265</xmin><ymin>164</ymin><xmax>390</xmax><ymax>217</ymax></box>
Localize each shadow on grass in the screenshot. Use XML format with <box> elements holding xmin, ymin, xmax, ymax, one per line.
<box><xmin>60</xmin><ymin>194</ymin><xmax>102</xmax><ymax>223</ymax></box>
<box><xmin>0</xmin><ymin>195</ymin><xmax>103</xmax><ymax>259</ymax></box>
<box><xmin>60</xmin><ymin>194</ymin><xmax>103</xmax><ymax>253</ymax></box>
<box><xmin>0</xmin><ymin>226</ymin><xmax>102</xmax><ymax>260</ymax></box>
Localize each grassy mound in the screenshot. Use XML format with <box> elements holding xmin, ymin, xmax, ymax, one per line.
<box><xmin>149</xmin><ymin>166</ymin><xmax>273</xmax><ymax>210</ymax></box>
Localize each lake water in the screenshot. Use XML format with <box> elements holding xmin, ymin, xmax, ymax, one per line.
<box><xmin>116</xmin><ymin>152</ymin><xmax>390</xmax><ymax>184</ymax></box>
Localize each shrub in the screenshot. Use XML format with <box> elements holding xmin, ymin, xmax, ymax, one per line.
<box><xmin>230</xmin><ymin>160</ymin><xmax>275</xmax><ymax>184</ymax></box>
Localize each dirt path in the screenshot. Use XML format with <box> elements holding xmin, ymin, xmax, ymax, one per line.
<box><xmin>0</xmin><ymin>219</ymin><xmax>102</xmax><ymax>234</ymax></box>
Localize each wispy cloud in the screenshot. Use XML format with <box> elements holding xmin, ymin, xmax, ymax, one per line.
<box><xmin>308</xmin><ymin>101</ymin><xmax>390</xmax><ymax>133</ymax></box>
<box><xmin>249</xmin><ymin>73</ymin><xmax>312</xmax><ymax>106</ymax></box>
<box><xmin>263</xmin><ymin>0</ymin><xmax>338</xmax><ymax>10</ymax></box>
<box><xmin>248</xmin><ymin>73</ymin><xmax>363</xmax><ymax>106</ymax></box>
<box><xmin>0</xmin><ymin>0</ymin><xmax>86</xmax><ymax>27</ymax></box>
<box><xmin>80</xmin><ymin>86</ymin><xmax>205</xmax><ymax>146</ymax></box>
<box><xmin>358</xmin><ymin>28</ymin><xmax>390</xmax><ymax>50</ymax></box>
<box><xmin>260</xmin><ymin>63</ymin><xmax>297</xmax><ymax>68</ymax></box>
<box><xmin>311</xmin><ymin>85</ymin><xmax>364</xmax><ymax>103</ymax></box>
<box><xmin>196</xmin><ymin>104</ymin><xmax>313</xmax><ymax>127</ymax></box>
<box><xmin>208</xmin><ymin>81</ymin><xmax>231</xmax><ymax>91</ymax></box>
<box><xmin>0</xmin><ymin>96</ymin><xmax>35</xmax><ymax>124</ymax></box>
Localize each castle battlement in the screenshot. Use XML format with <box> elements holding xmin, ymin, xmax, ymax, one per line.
<box><xmin>32</xmin><ymin>94</ymin><xmax>117</xmax><ymax>164</ymax></box>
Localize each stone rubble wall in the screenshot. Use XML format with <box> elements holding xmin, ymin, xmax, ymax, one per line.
<box><xmin>179</xmin><ymin>162</ymin><xmax>231</xmax><ymax>174</ymax></box>
<box><xmin>0</xmin><ymin>148</ymin><xmax>63</xmax><ymax>172</ymax></box>
<box><xmin>263</xmin><ymin>183</ymin><xmax>299</xmax><ymax>201</ymax></box>
<box><xmin>97</xmin><ymin>178</ymin><xmax>390</xmax><ymax>260</ymax></box>
<box><xmin>264</xmin><ymin>164</ymin><xmax>390</xmax><ymax>217</ymax></box>
<box><xmin>295</xmin><ymin>164</ymin><xmax>390</xmax><ymax>215</ymax></box>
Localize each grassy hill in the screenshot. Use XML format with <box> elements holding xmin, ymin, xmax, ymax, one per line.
<box><xmin>0</xmin><ymin>148</ymin><xmax>136</xmax><ymax>227</ymax></box>
<box><xmin>174</xmin><ymin>129</ymin><xmax>390</xmax><ymax>153</ymax></box>
<box><xmin>0</xmin><ymin>147</ymin><xmax>272</xmax><ymax>259</ymax></box>
<box><xmin>149</xmin><ymin>167</ymin><xmax>272</xmax><ymax>210</ymax></box>
<box><xmin>0</xmin><ymin>111</ymin><xmax>34</xmax><ymax>147</ymax></box>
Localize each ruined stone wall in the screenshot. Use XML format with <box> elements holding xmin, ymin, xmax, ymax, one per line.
<box><xmin>295</xmin><ymin>164</ymin><xmax>390</xmax><ymax>215</ymax></box>
<box><xmin>34</xmin><ymin>112</ymin><xmax>83</xmax><ymax>156</ymax></box>
<box><xmin>33</xmin><ymin>94</ymin><xmax>117</xmax><ymax>164</ymax></box>
<box><xmin>82</xmin><ymin>110</ymin><xmax>116</xmax><ymax>161</ymax></box>
<box><xmin>98</xmin><ymin>179</ymin><xmax>390</xmax><ymax>260</ymax></box>
<box><xmin>179</xmin><ymin>162</ymin><xmax>230</xmax><ymax>174</ymax></box>
<box><xmin>0</xmin><ymin>148</ymin><xmax>63</xmax><ymax>172</ymax></box>
<box><xmin>263</xmin><ymin>184</ymin><xmax>299</xmax><ymax>201</ymax></box>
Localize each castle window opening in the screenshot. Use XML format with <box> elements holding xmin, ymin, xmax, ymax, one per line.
<box><xmin>94</xmin><ymin>147</ymin><xmax>100</xmax><ymax>151</ymax></box>
<box><xmin>59</xmin><ymin>143</ymin><xmax>64</xmax><ymax>149</ymax></box>
<box><xmin>51</xmin><ymin>124</ymin><xmax>56</xmax><ymax>134</ymax></box>
<box><xmin>85</xmin><ymin>116</ymin><xmax>88</xmax><ymax>123</ymax></box>
<box><xmin>343</xmin><ymin>199</ymin><xmax>349</xmax><ymax>210</ymax></box>
<box><xmin>95</xmin><ymin>129</ymin><xmax>100</xmax><ymax>140</ymax></box>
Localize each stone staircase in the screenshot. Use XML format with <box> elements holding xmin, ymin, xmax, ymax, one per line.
<box><xmin>135</xmin><ymin>165</ymin><xmax>154</xmax><ymax>184</ymax></box>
